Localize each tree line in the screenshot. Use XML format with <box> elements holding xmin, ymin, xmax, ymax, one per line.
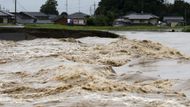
<box><xmin>39</xmin><ymin>0</ymin><xmax>190</xmax><ymax>26</ymax></box>
<box><xmin>92</xmin><ymin>0</ymin><xmax>190</xmax><ymax>25</ymax></box>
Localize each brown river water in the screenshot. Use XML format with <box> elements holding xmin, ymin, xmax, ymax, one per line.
<box><xmin>0</xmin><ymin>32</ymin><xmax>190</xmax><ymax>107</ymax></box>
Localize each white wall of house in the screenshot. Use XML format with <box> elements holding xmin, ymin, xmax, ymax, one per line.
<box><xmin>78</xmin><ymin>19</ymin><xmax>85</xmax><ymax>25</ymax></box>
<box><xmin>72</xmin><ymin>18</ymin><xmax>86</xmax><ymax>25</ymax></box>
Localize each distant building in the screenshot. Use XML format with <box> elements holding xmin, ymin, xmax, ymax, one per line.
<box><xmin>113</xmin><ymin>18</ymin><xmax>130</xmax><ymax>26</ymax></box>
<box><xmin>54</xmin><ymin>13</ymin><xmax>67</xmax><ymax>25</ymax></box>
<box><xmin>16</xmin><ymin>12</ymin><xmax>52</xmax><ymax>24</ymax></box>
<box><xmin>48</xmin><ymin>14</ymin><xmax>58</xmax><ymax>22</ymax></box>
<box><xmin>0</xmin><ymin>10</ymin><xmax>14</xmax><ymax>24</ymax></box>
<box><xmin>163</xmin><ymin>16</ymin><xmax>184</xmax><ymax>27</ymax></box>
<box><xmin>124</xmin><ymin>13</ymin><xmax>159</xmax><ymax>25</ymax></box>
<box><xmin>113</xmin><ymin>13</ymin><xmax>159</xmax><ymax>26</ymax></box>
<box><xmin>68</xmin><ymin>12</ymin><xmax>89</xmax><ymax>25</ymax></box>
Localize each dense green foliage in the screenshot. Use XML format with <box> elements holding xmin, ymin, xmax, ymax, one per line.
<box><xmin>40</xmin><ymin>0</ymin><xmax>59</xmax><ymax>15</ymax></box>
<box><xmin>94</xmin><ymin>0</ymin><xmax>190</xmax><ymax>25</ymax></box>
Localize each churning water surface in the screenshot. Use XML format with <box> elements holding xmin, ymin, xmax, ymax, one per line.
<box><xmin>113</xmin><ymin>31</ymin><xmax>190</xmax><ymax>80</ymax></box>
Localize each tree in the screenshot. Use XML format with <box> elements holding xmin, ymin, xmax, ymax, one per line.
<box><xmin>94</xmin><ymin>0</ymin><xmax>190</xmax><ymax>25</ymax></box>
<box><xmin>94</xmin><ymin>0</ymin><xmax>166</xmax><ymax>25</ymax></box>
<box><xmin>40</xmin><ymin>0</ymin><xmax>59</xmax><ymax>15</ymax></box>
<box><xmin>96</xmin><ymin>0</ymin><xmax>165</xmax><ymax>17</ymax></box>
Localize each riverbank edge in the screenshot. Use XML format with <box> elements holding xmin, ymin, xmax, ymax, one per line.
<box><xmin>0</xmin><ymin>28</ymin><xmax>119</xmax><ymax>40</ymax></box>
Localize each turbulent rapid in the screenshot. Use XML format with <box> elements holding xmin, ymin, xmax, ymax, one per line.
<box><xmin>0</xmin><ymin>36</ymin><xmax>190</xmax><ymax>107</ymax></box>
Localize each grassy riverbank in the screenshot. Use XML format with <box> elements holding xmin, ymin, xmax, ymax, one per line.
<box><xmin>25</xmin><ymin>24</ymin><xmax>173</xmax><ymax>31</ymax></box>
<box><xmin>182</xmin><ymin>26</ymin><xmax>190</xmax><ymax>32</ymax></box>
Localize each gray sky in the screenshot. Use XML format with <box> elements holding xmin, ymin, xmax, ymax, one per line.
<box><xmin>0</xmin><ymin>0</ymin><xmax>189</xmax><ymax>14</ymax></box>
<box><xmin>0</xmin><ymin>0</ymin><xmax>101</xmax><ymax>14</ymax></box>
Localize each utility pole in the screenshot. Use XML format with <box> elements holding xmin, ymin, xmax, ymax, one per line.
<box><xmin>90</xmin><ymin>6</ymin><xmax>92</xmax><ymax>16</ymax></box>
<box><xmin>78</xmin><ymin>0</ymin><xmax>80</xmax><ymax>12</ymax></box>
<box><xmin>93</xmin><ymin>1</ymin><xmax>96</xmax><ymax>15</ymax></box>
<box><xmin>66</xmin><ymin>0</ymin><xmax>68</xmax><ymax>13</ymax></box>
<box><xmin>15</xmin><ymin>0</ymin><xmax>17</xmax><ymax>24</ymax></box>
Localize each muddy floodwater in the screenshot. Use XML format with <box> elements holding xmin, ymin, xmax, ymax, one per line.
<box><xmin>0</xmin><ymin>32</ymin><xmax>190</xmax><ymax>107</ymax></box>
<box><xmin>113</xmin><ymin>31</ymin><xmax>190</xmax><ymax>79</ymax></box>
<box><xmin>114</xmin><ymin>31</ymin><xmax>190</xmax><ymax>54</ymax></box>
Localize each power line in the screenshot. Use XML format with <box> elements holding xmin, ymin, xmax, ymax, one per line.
<box><xmin>17</xmin><ymin>1</ymin><xmax>28</xmax><ymax>11</ymax></box>
<box><xmin>11</xmin><ymin>0</ymin><xmax>27</xmax><ymax>11</ymax></box>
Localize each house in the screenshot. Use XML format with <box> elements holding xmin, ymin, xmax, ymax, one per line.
<box><xmin>48</xmin><ymin>14</ymin><xmax>58</xmax><ymax>22</ymax></box>
<box><xmin>163</xmin><ymin>16</ymin><xmax>184</xmax><ymax>27</ymax></box>
<box><xmin>68</xmin><ymin>12</ymin><xmax>89</xmax><ymax>25</ymax></box>
<box><xmin>16</xmin><ymin>12</ymin><xmax>52</xmax><ymax>24</ymax></box>
<box><xmin>16</xmin><ymin>12</ymin><xmax>35</xmax><ymax>24</ymax></box>
<box><xmin>114</xmin><ymin>13</ymin><xmax>159</xmax><ymax>26</ymax></box>
<box><xmin>113</xmin><ymin>18</ymin><xmax>130</xmax><ymax>26</ymax></box>
<box><xmin>123</xmin><ymin>13</ymin><xmax>159</xmax><ymax>25</ymax></box>
<box><xmin>0</xmin><ymin>10</ymin><xmax>14</xmax><ymax>24</ymax></box>
<box><xmin>54</xmin><ymin>14</ymin><xmax>67</xmax><ymax>25</ymax></box>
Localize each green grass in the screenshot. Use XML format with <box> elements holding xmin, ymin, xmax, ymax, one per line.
<box><xmin>182</xmin><ymin>26</ymin><xmax>190</xmax><ymax>32</ymax></box>
<box><xmin>25</xmin><ymin>24</ymin><xmax>172</xmax><ymax>31</ymax></box>
<box><xmin>0</xmin><ymin>24</ymin><xmax>15</xmax><ymax>26</ymax></box>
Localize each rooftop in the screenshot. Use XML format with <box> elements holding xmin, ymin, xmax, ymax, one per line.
<box><xmin>21</xmin><ymin>12</ymin><xmax>48</xmax><ymax>18</ymax></box>
<box><xmin>0</xmin><ymin>10</ymin><xmax>14</xmax><ymax>17</ymax></box>
<box><xmin>163</xmin><ymin>16</ymin><xmax>184</xmax><ymax>20</ymax></box>
<box><xmin>124</xmin><ymin>13</ymin><xmax>159</xmax><ymax>20</ymax></box>
<box><xmin>68</xmin><ymin>12</ymin><xmax>89</xmax><ymax>19</ymax></box>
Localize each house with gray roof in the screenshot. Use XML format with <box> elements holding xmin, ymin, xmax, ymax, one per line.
<box><xmin>114</xmin><ymin>13</ymin><xmax>159</xmax><ymax>26</ymax></box>
<box><xmin>124</xmin><ymin>13</ymin><xmax>159</xmax><ymax>25</ymax></box>
<box><xmin>0</xmin><ymin>10</ymin><xmax>14</xmax><ymax>24</ymax></box>
<box><xmin>163</xmin><ymin>16</ymin><xmax>184</xmax><ymax>26</ymax></box>
<box><xmin>68</xmin><ymin>12</ymin><xmax>89</xmax><ymax>25</ymax></box>
<box><xmin>16</xmin><ymin>12</ymin><xmax>52</xmax><ymax>24</ymax></box>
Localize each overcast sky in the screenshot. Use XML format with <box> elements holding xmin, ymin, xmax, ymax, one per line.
<box><xmin>0</xmin><ymin>0</ymin><xmax>188</xmax><ymax>14</ymax></box>
<box><xmin>0</xmin><ymin>0</ymin><xmax>101</xmax><ymax>14</ymax></box>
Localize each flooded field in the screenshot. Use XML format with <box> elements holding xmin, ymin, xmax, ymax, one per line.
<box><xmin>0</xmin><ymin>32</ymin><xmax>190</xmax><ymax>107</ymax></box>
